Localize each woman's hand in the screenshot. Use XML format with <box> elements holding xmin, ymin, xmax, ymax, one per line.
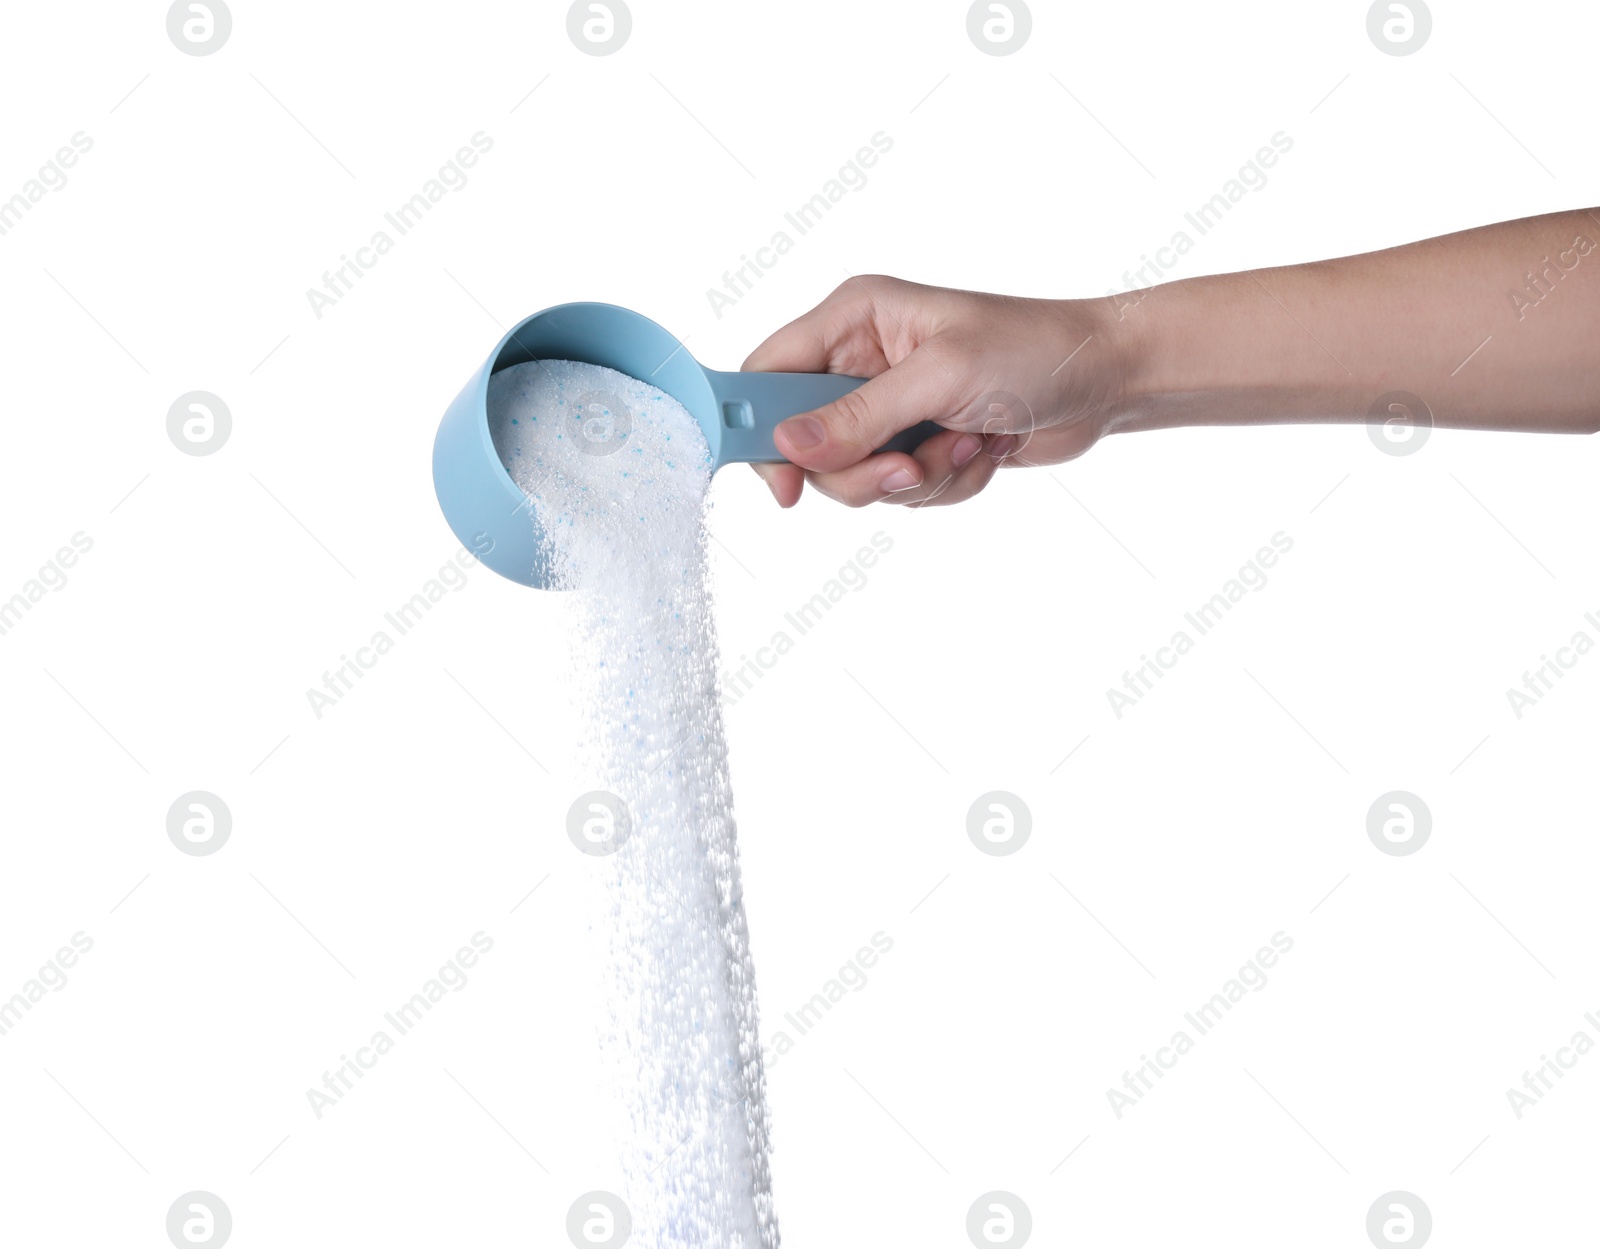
<box><xmin>743</xmin><ymin>275</ymin><xmax>1124</xmax><ymax>508</ymax></box>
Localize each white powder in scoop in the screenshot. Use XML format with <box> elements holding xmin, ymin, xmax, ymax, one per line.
<box><xmin>488</xmin><ymin>359</ymin><xmax>779</xmax><ymax>1249</ymax></box>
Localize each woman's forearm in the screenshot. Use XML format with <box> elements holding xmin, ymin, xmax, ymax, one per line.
<box><xmin>1109</xmin><ymin>209</ymin><xmax>1600</xmax><ymax>436</ymax></box>
<box><xmin>746</xmin><ymin>211</ymin><xmax>1600</xmax><ymax>507</ymax></box>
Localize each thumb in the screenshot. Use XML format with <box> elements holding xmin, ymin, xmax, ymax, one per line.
<box><xmin>773</xmin><ymin>347</ymin><xmax>952</xmax><ymax>473</ymax></box>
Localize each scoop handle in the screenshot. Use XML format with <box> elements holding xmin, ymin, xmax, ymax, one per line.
<box><xmin>705</xmin><ymin>369</ymin><xmax>941</xmax><ymax>467</ymax></box>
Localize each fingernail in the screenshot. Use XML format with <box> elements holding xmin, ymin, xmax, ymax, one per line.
<box><xmin>951</xmin><ymin>433</ymin><xmax>982</xmax><ymax>468</ymax></box>
<box><xmin>881</xmin><ymin>468</ymin><xmax>920</xmax><ymax>492</ymax></box>
<box><xmin>779</xmin><ymin>415</ymin><xmax>824</xmax><ymax>451</ymax></box>
<box><xmin>988</xmin><ymin>434</ymin><xmax>1017</xmax><ymax>460</ymax></box>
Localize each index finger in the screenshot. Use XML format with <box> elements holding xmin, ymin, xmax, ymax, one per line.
<box><xmin>741</xmin><ymin>279</ymin><xmax>896</xmax><ymax>376</ymax></box>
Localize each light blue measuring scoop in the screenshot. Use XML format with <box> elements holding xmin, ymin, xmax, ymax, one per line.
<box><xmin>433</xmin><ymin>302</ymin><xmax>938</xmax><ymax>588</ymax></box>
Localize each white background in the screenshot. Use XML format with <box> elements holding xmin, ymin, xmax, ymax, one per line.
<box><xmin>1</xmin><ymin>1</ymin><xmax>1597</xmax><ymax>1245</ymax></box>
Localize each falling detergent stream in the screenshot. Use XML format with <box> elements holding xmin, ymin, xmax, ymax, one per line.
<box><xmin>488</xmin><ymin>359</ymin><xmax>778</xmax><ymax>1249</ymax></box>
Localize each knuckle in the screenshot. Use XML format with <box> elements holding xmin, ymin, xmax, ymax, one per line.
<box><xmin>834</xmin><ymin>272</ymin><xmax>900</xmax><ymax>304</ymax></box>
<box><xmin>824</xmin><ymin>389</ymin><xmax>875</xmax><ymax>445</ymax></box>
<box><xmin>825</xmin><ymin>276</ymin><xmax>868</xmax><ymax>306</ymax></box>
